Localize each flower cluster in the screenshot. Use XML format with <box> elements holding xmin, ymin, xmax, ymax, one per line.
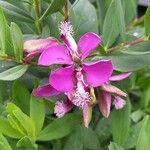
<box><xmin>24</xmin><ymin>21</ymin><xmax>130</xmax><ymax>127</ymax></box>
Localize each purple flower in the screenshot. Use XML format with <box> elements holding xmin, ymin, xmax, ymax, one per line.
<box><xmin>98</xmin><ymin>72</ymin><xmax>131</xmax><ymax>118</ymax></box>
<box><xmin>24</xmin><ymin>37</ymin><xmax>58</xmax><ymax>62</ymax></box>
<box><xmin>33</xmin><ymin>21</ymin><xmax>114</xmax><ymax>127</ymax></box>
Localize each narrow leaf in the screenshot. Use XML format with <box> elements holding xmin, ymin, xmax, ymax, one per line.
<box><xmin>10</xmin><ymin>22</ymin><xmax>23</xmax><ymax>62</ymax></box>
<box><xmin>144</xmin><ymin>6</ymin><xmax>150</xmax><ymax>38</ymax></box>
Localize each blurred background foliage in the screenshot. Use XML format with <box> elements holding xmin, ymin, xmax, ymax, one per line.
<box><xmin>0</xmin><ymin>0</ymin><xmax>150</xmax><ymax>150</ymax></box>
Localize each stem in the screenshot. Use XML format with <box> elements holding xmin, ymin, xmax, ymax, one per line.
<box><xmin>33</xmin><ymin>0</ymin><xmax>42</xmax><ymax>34</ymax></box>
<box><xmin>0</xmin><ymin>55</ymin><xmax>46</xmax><ymax>68</ymax></box>
<box><xmin>64</xmin><ymin>0</ymin><xmax>69</xmax><ymax>21</ymax></box>
<box><xmin>108</xmin><ymin>37</ymin><xmax>146</xmax><ymax>53</ymax></box>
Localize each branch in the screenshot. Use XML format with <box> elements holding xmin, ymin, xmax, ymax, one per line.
<box><xmin>33</xmin><ymin>0</ymin><xmax>42</xmax><ymax>34</ymax></box>
<box><xmin>108</xmin><ymin>37</ymin><xmax>146</xmax><ymax>53</ymax></box>
<box><xmin>64</xmin><ymin>0</ymin><xmax>69</xmax><ymax>21</ymax></box>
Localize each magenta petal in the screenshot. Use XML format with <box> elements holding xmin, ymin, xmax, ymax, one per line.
<box><xmin>32</xmin><ymin>84</ymin><xmax>61</xmax><ymax>97</ymax></box>
<box><xmin>38</xmin><ymin>45</ymin><xmax>73</xmax><ymax>66</ymax></box>
<box><xmin>83</xmin><ymin>60</ymin><xmax>113</xmax><ymax>87</ymax></box>
<box><xmin>78</xmin><ymin>32</ymin><xmax>101</xmax><ymax>59</ymax></box>
<box><xmin>49</xmin><ymin>66</ymin><xmax>75</xmax><ymax>92</ymax></box>
<box><xmin>109</xmin><ymin>72</ymin><xmax>132</xmax><ymax>81</ymax></box>
<box><xmin>98</xmin><ymin>91</ymin><xmax>111</xmax><ymax>118</ymax></box>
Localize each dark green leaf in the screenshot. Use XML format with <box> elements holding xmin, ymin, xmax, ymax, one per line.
<box><xmin>102</xmin><ymin>0</ymin><xmax>125</xmax><ymax>48</ymax></box>
<box><xmin>71</xmin><ymin>0</ymin><xmax>98</xmax><ymax>40</ymax></box>
<box><xmin>0</xmin><ymin>0</ymin><xmax>34</xmax><ymax>23</ymax></box>
<box><xmin>111</xmin><ymin>99</ymin><xmax>131</xmax><ymax>146</ymax></box>
<box><xmin>0</xmin><ymin>65</ymin><xmax>28</xmax><ymax>81</ymax></box>
<box><xmin>38</xmin><ymin>113</ymin><xmax>81</xmax><ymax>141</ymax></box>
<box><xmin>12</xmin><ymin>80</ymin><xmax>30</xmax><ymax>115</ymax></box>
<box><xmin>40</xmin><ymin>0</ymin><xmax>65</xmax><ymax>21</ymax></box>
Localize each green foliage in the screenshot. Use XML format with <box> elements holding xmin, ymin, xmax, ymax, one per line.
<box><xmin>102</xmin><ymin>0</ymin><xmax>125</xmax><ymax>48</ymax></box>
<box><xmin>10</xmin><ymin>22</ymin><xmax>23</xmax><ymax>62</ymax></box>
<box><xmin>0</xmin><ymin>134</ymin><xmax>12</xmax><ymax>150</ymax></box>
<box><xmin>111</xmin><ymin>99</ymin><xmax>131</xmax><ymax>146</ymax></box>
<box><xmin>144</xmin><ymin>6</ymin><xmax>150</xmax><ymax>38</ymax></box>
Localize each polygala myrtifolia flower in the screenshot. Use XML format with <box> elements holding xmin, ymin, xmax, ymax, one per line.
<box><xmin>33</xmin><ymin>21</ymin><xmax>130</xmax><ymax>127</ymax></box>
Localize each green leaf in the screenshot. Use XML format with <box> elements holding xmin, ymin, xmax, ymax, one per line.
<box><xmin>121</xmin><ymin>0</ymin><xmax>137</xmax><ymax>25</ymax></box>
<box><xmin>10</xmin><ymin>22</ymin><xmax>23</xmax><ymax>62</ymax></box>
<box><xmin>81</xmin><ymin>127</ymin><xmax>101</xmax><ymax>150</ymax></box>
<box><xmin>102</xmin><ymin>0</ymin><xmax>125</xmax><ymax>48</ymax></box>
<box><xmin>40</xmin><ymin>0</ymin><xmax>65</xmax><ymax>20</ymax></box>
<box><xmin>0</xmin><ymin>116</ymin><xmax>22</xmax><ymax>139</ymax></box>
<box><xmin>144</xmin><ymin>6</ymin><xmax>150</xmax><ymax>38</ymax></box>
<box><xmin>38</xmin><ymin>113</ymin><xmax>81</xmax><ymax>141</ymax></box>
<box><xmin>71</xmin><ymin>0</ymin><xmax>98</xmax><ymax>40</ymax></box>
<box><xmin>12</xmin><ymin>80</ymin><xmax>30</xmax><ymax>115</ymax></box>
<box><xmin>141</xmin><ymin>86</ymin><xmax>150</xmax><ymax>109</ymax></box>
<box><xmin>108</xmin><ymin>142</ymin><xmax>124</xmax><ymax>150</ymax></box>
<box><xmin>30</xmin><ymin>96</ymin><xmax>45</xmax><ymax>135</ymax></box>
<box><xmin>17</xmin><ymin>136</ymin><xmax>37</xmax><ymax>149</ymax></box>
<box><xmin>0</xmin><ymin>65</ymin><xmax>28</xmax><ymax>81</ymax></box>
<box><xmin>0</xmin><ymin>0</ymin><xmax>34</xmax><ymax>23</ymax></box>
<box><xmin>0</xmin><ymin>133</ymin><xmax>12</xmax><ymax>150</ymax></box>
<box><xmin>6</xmin><ymin>103</ymin><xmax>36</xmax><ymax>141</ymax></box>
<box><xmin>111</xmin><ymin>99</ymin><xmax>131</xmax><ymax>146</ymax></box>
<box><xmin>136</xmin><ymin>116</ymin><xmax>150</xmax><ymax>150</ymax></box>
<box><xmin>0</xmin><ymin>7</ymin><xmax>13</xmax><ymax>55</ymax></box>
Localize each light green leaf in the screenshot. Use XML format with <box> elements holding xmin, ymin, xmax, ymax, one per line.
<box><xmin>10</xmin><ymin>22</ymin><xmax>23</xmax><ymax>62</ymax></box>
<box><xmin>102</xmin><ymin>0</ymin><xmax>125</xmax><ymax>48</ymax></box>
<box><xmin>6</xmin><ymin>103</ymin><xmax>36</xmax><ymax>141</ymax></box>
<box><xmin>141</xmin><ymin>86</ymin><xmax>150</xmax><ymax>109</ymax></box>
<box><xmin>144</xmin><ymin>6</ymin><xmax>150</xmax><ymax>38</ymax></box>
<box><xmin>40</xmin><ymin>0</ymin><xmax>65</xmax><ymax>21</ymax></box>
<box><xmin>0</xmin><ymin>133</ymin><xmax>12</xmax><ymax>150</ymax></box>
<box><xmin>38</xmin><ymin>113</ymin><xmax>81</xmax><ymax>141</ymax></box>
<box><xmin>108</xmin><ymin>142</ymin><xmax>124</xmax><ymax>150</ymax></box>
<box><xmin>16</xmin><ymin>136</ymin><xmax>37</xmax><ymax>149</ymax></box>
<box><xmin>30</xmin><ymin>96</ymin><xmax>45</xmax><ymax>135</ymax></box>
<box><xmin>111</xmin><ymin>99</ymin><xmax>131</xmax><ymax>146</ymax></box>
<box><xmin>0</xmin><ymin>0</ymin><xmax>34</xmax><ymax>23</ymax></box>
<box><xmin>0</xmin><ymin>65</ymin><xmax>28</xmax><ymax>81</ymax></box>
<box><xmin>0</xmin><ymin>7</ymin><xmax>13</xmax><ymax>55</ymax></box>
<box><xmin>136</xmin><ymin>116</ymin><xmax>150</xmax><ymax>150</ymax></box>
<box><xmin>12</xmin><ymin>80</ymin><xmax>30</xmax><ymax>115</ymax></box>
<box><xmin>0</xmin><ymin>116</ymin><xmax>22</xmax><ymax>139</ymax></box>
